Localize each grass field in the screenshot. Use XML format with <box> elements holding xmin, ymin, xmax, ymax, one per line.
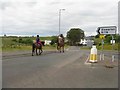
<box><xmin>1</xmin><ymin>36</ymin><xmax>54</xmax><ymax>52</ymax></box>
<box><xmin>1</xmin><ymin>36</ymin><xmax>69</xmax><ymax>52</ymax></box>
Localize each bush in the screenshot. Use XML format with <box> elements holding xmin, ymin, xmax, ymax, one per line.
<box><xmin>25</xmin><ymin>39</ymin><xmax>33</xmax><ymax>45</ymax></box>
<box><xmin>50</xmin><ymin>36</ymin><xmax>58</xmax><ymax>45</ymax></box>
<box><xmin>18</xmin><ymin>38</ymin><xmax>32</xmax><ymax>45</ymax></box>
<box><xmin>19</xmin><ymin>38</ymin><xmax>23</xmax><ymax>43</ymax></box>
<box><xmin>12</xmin><ymin>39</ymin><xmax>17</xmax><ymax>42</ymax></box>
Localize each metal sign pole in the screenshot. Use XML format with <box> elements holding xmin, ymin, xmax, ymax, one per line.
<box><xmin>111</xmin><ymin>35</ymin><xmax>114</xmax><ymax>50</ymax></box>
<box><xmin>99</xmin><ymin>35</ymin><xmax>105</xmax><ymax>61</ymax></box>
<box><xmin>101</xmin><ymin>38</ymin><xmax>104</xmax><ymax>60</ymax></box>
<box><xmin>111</xmin><ymin>35</ymin><xmax>115</xmax><ymax>62</ymax></box>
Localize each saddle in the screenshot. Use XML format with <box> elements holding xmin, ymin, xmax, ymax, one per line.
<box><xmin>36</xmin><ymin>43</ymin><xmax>40</xmax><ymax>47</ymax></box>
<box><xmin>33</xmin><ymin>40</ymin><xmax>42</xmax><ymax>48</ymax></box>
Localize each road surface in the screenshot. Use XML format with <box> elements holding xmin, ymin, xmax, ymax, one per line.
<box><xmin>2</xmin><ymin>46</ymin><xmax>118</xmax><ymax>88</ymax></box>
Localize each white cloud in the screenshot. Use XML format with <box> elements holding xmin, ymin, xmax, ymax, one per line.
<box><xmin>0</xmin><ymin>0</ymin><xmax>119</xmax><ymax>36</ymax></box>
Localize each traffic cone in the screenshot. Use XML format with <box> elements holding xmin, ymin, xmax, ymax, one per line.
<box><xmin>89</xmin><ymin>46</ymin><xmax>97</xmax><ymax>63</ymax></box>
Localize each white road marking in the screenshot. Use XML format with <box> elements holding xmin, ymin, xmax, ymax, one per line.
<box><xmin>84</xmin><ymin>55</ymin><xmax>91</xmax><ymax>65</ymax></box>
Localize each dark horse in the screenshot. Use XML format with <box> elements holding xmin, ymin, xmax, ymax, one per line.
<box><xmin>32</xmin><ymin>40</ymin><xmax>44</xmax><ymax>56</ymax></box>
<box><xmin>57</xmin><ymin>34</ymin><xmax>64</xmax><ymax>53</ymax></box>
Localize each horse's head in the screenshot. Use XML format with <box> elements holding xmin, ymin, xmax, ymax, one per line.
<box><xmin>41</xmin><ymin>41</ymin><xmax>45</xmax><ymax>46</ymax></box>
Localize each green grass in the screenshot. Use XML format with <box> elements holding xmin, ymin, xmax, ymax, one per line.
<box><xmin>94</xmin><ymin>36</ymin><xmax>119</xmax><ymax>50</ymax></box>
<box><xmin>1</xmin><ymin>36</ymin><xmax>54</xmax><ymax>52</ymax></box>
<box><xmin>96</xmin><ymin>43</ymin><xmax>119</xmax><ymax>50</ymax></box>
<box><xmin>2</xmin><ymin>45</ymin><xmax>31</xmax><ymax>52</ymax></box>
<box><xmin>80</xmin><ymin>43</ymin><xmax>119</xmax><ymax>50</ymax></box>
<box><xmin>1</xmin><ymin>36</ymin><xmax>53</xmax><ymax>47</ymax></box>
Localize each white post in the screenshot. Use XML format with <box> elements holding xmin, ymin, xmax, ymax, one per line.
<box><xmin>102</xmin><ymin>54</ymin><xmax>104</xmax><ymax>60</ymax></box>
<box><xmin>112</xmin><ymin>55</ymin><xmax>115</xmax><ymax>62</ymax></box>
<box><xmin>100</xmin><ymin>54</ymin><xmax>102</xmax><ymax>61</ymax></box>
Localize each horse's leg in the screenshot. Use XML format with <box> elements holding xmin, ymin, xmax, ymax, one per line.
<box><xmin>57</xmin><ymin>43</ymin><xmax>60</xmax><ymax>51</ymax></box>
<box><xmin>39</xmin><ymin>46</ymin><xmax>42</xmax><ymax>55</ymax></box>
<box><xmin>32</xmin><ymin>50</ymin><xmax>34</xmax><ymax>56</ymax></box>
<box><xmin>62</xmin><ymin>46</ymin><xmax>64</xmax><ymax>53</ymax></box>
<box><xmin>39</xmin><ymin>47</ymin><xmax>42</xmax><ymax>55</ymax></box>
<box><xmin>57</xmin><ymin>44</ymin><xmax>59</xmax><ymax>50</ymax></box>
<box><xmin>39</xmin><ymin>49</ymin><xmax>42</xmax><ymax>55</ymax></box>
<box><xmin>60</xmin><ymin>46</ymin><xmax>61</xmax><ymax>53</ymax></box>
<box><xmin>39</xmin><ymin>49</ymin><xmax>41</xmax><ymax>55</ymax></box>
<box><xmin>36</xmin><ymin>48</ymin><xmax>38</xmax><ymax>55</ymax></box>
<box><xmin>41</xmin><ymin>48</ymin><xmax>43</xmax><ymax>53</ymax></box>
<box><xmin>32</xmin><ymin>43</ymin><xmax>35</xmax><ymax>56</ymax></box>
<box><xmin>41</xmin><ymin>47</ymin><xmax>43</xmax><ymax>54</ymax></box>
<box><xmin>32</xmin><ymin>45</ymin><xmax>34</xmax><ymax>56</ymax></box>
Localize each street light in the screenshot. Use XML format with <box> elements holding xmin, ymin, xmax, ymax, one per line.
<box><xmin>59</xmin><ymin>9</ymin><xmax>65</xmax><ymax>35</ymax></box>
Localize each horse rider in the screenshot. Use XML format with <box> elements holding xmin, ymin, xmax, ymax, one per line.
<box><xmin>57</xmin><ymin>34</ymin><xmax>64</xmax><ymax>49</ymax></box>
<box><xmin>36</xmin><ymin>35</ymin><xmax>42</xmax><ymax>46</ymax></box>
<box><xmin>59</xmin><ymin>34</ymin><xmax>64</xmax><ymax>42</ymax></box>
<box><xmin>57</xmin><ymin>35</ymin><xmax>60</xmax><ymax>50</ymax></box>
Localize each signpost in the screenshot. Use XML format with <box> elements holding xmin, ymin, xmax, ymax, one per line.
<box><xmin>99</xmin><ymin>34</ymin><xmax>105</xmax><ymax>61</ymax></box>
<box><xmin>97</xmin><ymin>26</ymin><xmax>117</xmax><ymax>61</ymax></box>
<box><xmin>97</xmin><ymin>26</ymin><xmax>117</xmax><ymax>35</ymax></box>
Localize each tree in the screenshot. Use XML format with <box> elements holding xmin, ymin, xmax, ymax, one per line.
<box><xmin>103</xmin><ymin>34</ymin><xmax>120</xmax><ymax>43</ymax></box>
<box><xmin>114</xmin><ymin>34</ymin><xmax>120</xmax><ymax>43</ymax></box>
<box><xmin>67</xmin><ymin>28</ymin><xmax>84</xmax><ymax>45</ymax></box>
<box><xmin>104</xmin><ymin>35</ymin><xmax>112</xmax><ymax>43</ymax></box>
<box><xmin>95</xmin><ymin>34</ymin><xmax>99</xmax><ymax>38</ymax></box>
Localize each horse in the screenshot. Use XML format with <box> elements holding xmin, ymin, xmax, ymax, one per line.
<box><xmin>57</xmin><ymin>35</ymin><xmax>64</xmax><ymax>53</ymax></box>
<box><xmin>32</xmin><ymin>40</ymin><xmax>44</xmax><ymax>56</ymax></box>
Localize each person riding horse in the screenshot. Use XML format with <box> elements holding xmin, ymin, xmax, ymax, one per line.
<box><xmin>57</xmin><ymin>34</ymin><xmax>64</xmax><ymax>53</ymax></box>
<box><xmin>36</xmin><ymin>35</ymin><xmax>42</xmax><ymax>47</ymax></box>
<box><xmin>32</xmin><ymin>35</ymin><xmax>43</xmax><ymax>56</ymax></box>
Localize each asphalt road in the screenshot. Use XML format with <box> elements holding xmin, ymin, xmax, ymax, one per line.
<box><xmin>2</xmin><ymin>46</ymin><xmax>118</xmax><ymax>88</ymax></box>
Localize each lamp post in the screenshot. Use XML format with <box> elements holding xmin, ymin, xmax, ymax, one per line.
<box><xmin>59</xmin><ymin>9</ymin><xmax>65</xmax><ymax>35</ymax></box>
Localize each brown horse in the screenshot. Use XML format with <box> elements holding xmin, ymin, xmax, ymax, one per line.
<box><xmin>32</xmin><ymin>40</ymin><xmax>44</xmax><ymax>56</ymax></box>
<box><xmin>57</xmin><ymin>34</ymin><xmax>64</xmax><ymax>53</ymax></box>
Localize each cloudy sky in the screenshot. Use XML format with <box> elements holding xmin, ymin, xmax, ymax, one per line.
<box><xmin>0</xmin><ymin>0</ymin><xmax>119</xmax><ymax>36</ymax></box>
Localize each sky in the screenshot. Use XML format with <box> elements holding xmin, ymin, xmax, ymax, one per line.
<box><xmin>0</xmin><ymin>0</ymin><xmax>119</xmax><ymax>37</ymax></box>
